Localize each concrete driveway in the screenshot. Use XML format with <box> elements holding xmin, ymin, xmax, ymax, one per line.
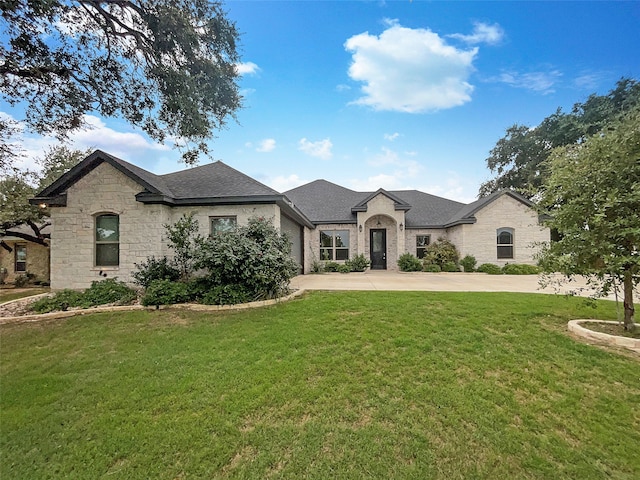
<box><xmin>291</xmin><ymin>271</ymin><xmax>632</xmax><ymax>300</ymax></box>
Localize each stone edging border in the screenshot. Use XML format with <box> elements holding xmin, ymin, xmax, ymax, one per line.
<box><xmin>568</xmin><ymin>319</ymin><xmax>640</xmax><ymax>353</ymax></box>
<box><xmin>0</xmin><ymin>289</ymin><xmax>307</xmax><ymax>325</ymax></box>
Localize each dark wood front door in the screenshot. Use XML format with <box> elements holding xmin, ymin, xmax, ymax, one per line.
<box><xmin>370</xmin><ymin>229</ymin><xmax>387</xmax><ymax>270</ymax></box>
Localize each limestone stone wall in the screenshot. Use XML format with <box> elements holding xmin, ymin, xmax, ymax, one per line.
<box><xmin>0</xmin><ymin>241</ymin><xmax>50</xmax><ymax>284</ymax></box>
<box><xmin>450</xmin><ymin>195</ymin><xmax>549</xmax><ymax>265</ymax></box>
<box><xmin>49</xmin><ymin>162</ymin><xmax>283</xmax><ymax>290</ymax></box>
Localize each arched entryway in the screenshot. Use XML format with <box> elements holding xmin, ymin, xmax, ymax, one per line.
<box><xmin>363</xmin><ymin>215</ymin><xmax>398</xmax><ymax>270</ymax></box>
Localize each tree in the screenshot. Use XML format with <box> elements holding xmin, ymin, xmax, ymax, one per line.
<box><xmin>0</xmin><ymin>146</ymin><xmax>87</xmax><ymax>249</ymax></box>
<box><xmin>537</xmin><ymin>106</ymin><xmax>640</xmax><ymax>331</ymax></box>
<box><xmin>1</xmin><ymin>0</ymin><xmax>241</xmax><ymax>164</ymax></box>
<box><xmin>480</xmin><ymin>78</ymin><xmax>640</xmax><ymax>199</ymax></box>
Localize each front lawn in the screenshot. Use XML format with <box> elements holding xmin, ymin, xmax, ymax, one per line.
<box><xmin>1</xmin><ymin>292</ymin><xmax>638</xmax><ymax>479</ymax></box>
<box><xmin>0</xmin><ymin>287</ymin><xmax>49</xmax><ymax>304</ymax></box>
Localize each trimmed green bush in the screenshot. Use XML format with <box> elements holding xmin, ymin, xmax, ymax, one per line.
<box><xmin>141</xmin><ymin>279</ymin><xmax>191</xmax><ymax>306</ymax></box>
<box><xmin>30</xmin><ymin>279</ymin><xmax>137</xmax><ymax>313</ymax></box>
<box><xmin>442</xmin><ymin>261</ymin><xmax>460</xmax><ymax>272</ymax></box>
<box><xmin>398</xmin><ymin>253</ymin><xmax>422</xmax><ymax>272</ymax></box>
<box><xmin>323</xmin><ymin>261</ymin><xmax>340</xmax><ymax>272</ymax></box>
<box><xmin>31</xmin><ymin>289</ymin><xmax>84</xmax><ymax>313</ymax></box>
<box><xmin>337</xmin><ymin>264</ymin><xmax>351</xmax><ymax>273</ymax></box>
<box><xmin>346</xmin><ymin>254</ymin><xmax>370</xmax><ymax>272</ymax></box>
<box><xmin>423</xmin><ymin>264</ymin><xmax>442</xmax><ymax>273</ymax></box>
<box><xmin>132</xmin><ymin>256</ymin><xmax>181</xmax><ymax>288</ymax></box>
<box><xmin>460</xmin><ymin>255</ymin><xmax>477</xmax><ymax>272</ymax></box>
<box><xmin>423</xmin><ymin>238</ymin><xmax>460</xmax><ymax>270</ymax></box>
<box><xmin>477</xmin><ymin>263</ymin><xmax>503</xmax><ymax>275</ymax></box>
<box><xmin>502</xmin><ymin>263</ymin><xmax>541</xmax><ymax>275</ymax></box>
<box><xmin>200</xmin><ymin>284</ymin><xmax>251</xmax><ymax>305</ymax></box>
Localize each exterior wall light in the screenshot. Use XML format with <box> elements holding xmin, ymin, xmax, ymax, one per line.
<box><xmin>359</xmin><ymin>224</ymin><xmax>363</xmax><ymax>232</ymax></box>
<box><xmin>399</xmin><ymin>223</ymin><xmax>404</xmax><ymax>231</ymax></box>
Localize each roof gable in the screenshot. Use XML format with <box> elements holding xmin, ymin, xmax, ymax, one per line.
<box><xmin>351</xmin><ymin>188</ymin><xmax>412</xmax><ymax>212</ymax></box>
<box><xmin>445</xmin><ymin>190</ymin><xmax>536</xmax><ymax>227</ymax></box>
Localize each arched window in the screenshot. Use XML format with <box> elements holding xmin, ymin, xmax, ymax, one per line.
<box><xmin>96</xmin><ymin>214</ymin><xmax>119</xmax><ymax>266</ymax></box>
<box><xmin>497</xmin><ymin>228</ymin><xmax>514</xmax><ymax>259</ymax></box>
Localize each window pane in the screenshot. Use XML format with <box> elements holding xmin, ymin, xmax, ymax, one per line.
<box><xmin>320</xmin><ymin>248</ymin><xmax>333</xmax><ymax>260</ymax></box>
<box><xmin>96</xmin><ymin>244</ymin><xmax>119</xmax><ymax>266</ymax></box>
<box><xmin>336</xmin><ymin>249</ymin><xmax>349</xmax><ymax>261</ymax></box>
<box><xmin>15</xmin><ymin>245</ymin><xmax>27</xmax><ymax>262</ymax></box>
<box><xmin>417</xmin><ymin>247</ymin><xmax>426</xmax><ymax>259</ymax></box>
<box><xmin>497</xmin><ymin>246</ymin><xmax>513</xmax><ymax>259</ymax></box>
<box><xmin>96</xmin><ymin>215</ymin><xmax>119</xmax><ymax>241</ymax></box>
<box><xmin>497</xmin><ymin>231</ymin><xmax>513</xmax><ymax>245</ymax></box>
<box><xmin>211</xmin><ymin>216</ymin><xmax>236</xmax><ymax>235</ymax></box>
<box><xmin>416</xmin><ymin>235</ymin><xmax>430</xmax><ymax>248</ymax></box>
<box><xmin>334</xmin><ymin>230</ymin><xmax>349</xmax><ymax>248</ymax></box>
<box><xmin>320</xmin><ymin>231</ymin><xmax>333</xmax><ymax>247</ymax></box>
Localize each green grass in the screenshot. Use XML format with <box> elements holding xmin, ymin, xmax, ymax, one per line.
<box><xmin>1</xmin><ymin>292</ymin><xmax>638</xmax><ymax>479</ymax></box>
<box><xmin>0</xmin><ymin>288</ymin><xmax>49</xmax><ymax>303</ymax></box>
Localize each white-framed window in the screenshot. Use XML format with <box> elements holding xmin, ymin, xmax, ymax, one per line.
<box><xmin>210</xmin><ymin>216</ymin><xmax>237</xmax><ymax>235</ymax></box>
<box><xmin>15</xmin><ymin>244</ymin><xmax>27</xmax><ymax>272</ymax></box>
<box><xmin>416</xmin><ymin>235</ymin><xmax>431</xmax><ymax>259</ymax></box>
<box><xmin>497</xmin><ymin>228</ymin><xmax>514</xmax><ymax>259</ymax></box>
<box><xmin>96</xmin><ymin>214</ymin><xmax>119</xmax><ymax>266</ymax></box>
<box><xmin>320</xmin><ymin>230</ymin><xmax>350</xmax><ymax>261</ymax></box>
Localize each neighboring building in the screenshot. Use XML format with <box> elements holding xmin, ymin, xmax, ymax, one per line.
<box><xmin>31</xmin><ymin>150</ymin><xmax>549</xmax><ymax>290</ymax></box>
<box><xmin>0</xmin><ymin>223</ymin><xmax>51</xmax><ymax>285</ymax></box>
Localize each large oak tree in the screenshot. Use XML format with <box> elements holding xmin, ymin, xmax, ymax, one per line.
<box><xmin>1</xmin><ymin>0</ymin><xmax>242</xmax><ymax>166</ymax></box>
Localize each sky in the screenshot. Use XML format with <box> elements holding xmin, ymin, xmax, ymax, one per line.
<box><xmin>3</xmin><ymin>1</ymin><xmax>640</xmax><ymax>203</ymax></box>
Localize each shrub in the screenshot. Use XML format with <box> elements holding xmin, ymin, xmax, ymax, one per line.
<box><xmin>423</xmin><ymin>238</ymin><xmax>460</xmax><ymax>270</ymax></box>
<box><xmin>460</xmin><ymin>255</ymin><xmax>477</xmax><ymax>272</ymax></box>
<box><xmin>398</xmin><ymin>253</ymin><xmax>422</xmax><ymax>272</ymax></box>
<box><xmin>346</xmin><ymin>254</ymin><xmax>370</xmax><ymax>272</ymax></box>
<box><xmin>81</xmin><ymin>278</ymin><xmax>137</xmax><ymax>307</ymax></box>
<box><xmin>31</xmin><ymin>289</ymin><xmax>84</xmax><ymax>313</ymax></box>
<box><xmin>477</xmin><ymin>263</ymin><xmax>503</xmax><ymax>275</ymax></box>
<box><xmin>132</xmin><ymin>256</ymin><xmax>180</xmax><ymax>288</ymax></box>
<box><xmin>201</xmin><ymin>284</ymin><xmax>251</xmax><ymax>305</ymax></box>
<box><xmin>337</xmin><ymin>263</ymin><xmax>351</xmax><ymax>273</ymax></box>
<box><xmin>141</xmin><ymin>279</ymin><xmax>192</xmax><ymax>306</ymax></box>
<box><xmin>311</xmin><ymin>259</ymin><xmax>324</xmax><ymax>273</ymax></box>
<box><xmin>442</xmin><ymin>261</ymin><xmax>460</xmax><ymax>272</ymax></box>
<box><xmin>323</xmin><ymin>261</ymin><xmax>340</xmax><ymax>272</ymax></box>
<box><xmin>423</xmin><ymin>264</ymin><xmax>442</xmax><ymax>273</ymax></box>
<box><xmin>502</xmin><ymin>263</ymin><xmax>541</xmax><ymax>275</ymax></box>
<box><xmin>14</xmin><ymin>274</ymin><xmax>30</xmax><ymax>288</ymax></box>
<box><xmin>164</xmin><ymin>213</ymin><xmax>203</xmax><ymax>280</ymax></box>
<box><xmin>194</xmin><ymin>217</ymin><xmax>299</xmax><ymax>300</ymax></box>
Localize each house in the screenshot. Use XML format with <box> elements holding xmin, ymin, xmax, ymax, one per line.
<box><xmin>31</xmin><ymin>150</ymin><xmax>549</xmax><ymax>290</ymax></box>
<box><xmin>0</xmin><ymin>223</ymin><xmax>51</xmax><ymax>285</ymax></box>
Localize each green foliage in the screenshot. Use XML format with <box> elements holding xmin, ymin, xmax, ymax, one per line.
<box><xmin>337</xmin><ymin>264</ymin><xmax>351</xmax><ymax>273</ymax></box>
<box><xmin>164</xmin><ymin>213</ymin><xmax>203</xmax><ymax>281</ymax></box>
<box><xmin>194</xmin><ymin>217</ymin><xmax>298</xmax><ymax>300</ymax></box>
<box><xmin>538</xmin><ymin>105</ymin><xmax>640</xmax><ymax>329</ymax></box>
<box><xmin>200</xmin><ymin>284</ymin><xmax>251</xmax><ymax>306</ymax></box>
<box><xmin>480</xmin><ymin>78</ymin><xmax>640</xmax><ymax>198</ymax></box>
<box><xmin>132</xmin><ymin>256</ymin><xmax>181</xmax><ymax>288</ymax></box>
<box><xmin>477</xmin><ymin>263</ymin><xmax>503</xmax><ymax>275</ymax></box>
<box><xmin>501</xmin><ymin>263</ymin><xmax>541</xmax><ymax>275</ymax></box>
<box><xmin>398</xmin><ymin>253</ymin><xmax>423</xmax><ymax>272</ymax></box>
<box><xmin>13</xmin><ymin>274</ymin><xmax>31</xmax><ymax>288</ymax></box>
<box><xmin>30</xmin><ymin>279</ymin><xmax>136</xmax><ymax>313</ymax></box>
<box><xmin>345</xmin><ymin>253</ymin><xmax>370</xmax><ymax>272</ymax></box>
<box><xmin>323</xmin><ymin>261</ymin><xmax>340</xmax><ymax>272</ymax></box>
<box><xmin>141</xmin><ymin>279</ymin><xmax>192</xmax><ymax>307</ymax></box>
<box><xmin>442</xmin><ymin>262</ymin><xmax>460</xmax><ymax>272</ymax></box>
<box><xmin>311</xmin><ymin>259</ymin><xmax>324</xmax><ymax>273</ymax></box>
<box><xmin>460</xmin><ymin>255</ymin><xmax>477</xmax><ymax>272</ymax></box>
<box><xmin>422</xmin><ymin>238</ymin><xmax>460</xmax><ymax>270</ymax></box>
<box><xmin>423</xmin><ymin>264</ymin><xmax>442</xmax><ymax>273</ymax></box>
<box><xmin>0</xmin><ymin>1</ymin><xmax>241</xmax><ymax>164</ymax></box>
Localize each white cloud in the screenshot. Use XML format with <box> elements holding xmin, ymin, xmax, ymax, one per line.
<box><xmin>344</xmin><ymin>19</ymin><xmax>477</xmax><ymax>112</ymax></box>
<box><xmin>448</xmin><ymin>22</ymin><xmax>504</xmax><ymax>45</ymax></box>
<box><xmin>256</xmin><ymin>138</ymin><xmax>276</xmax><ymax>153</ymax></box>
<box><xmin>236</xmin><ymin>62</ymin><xmax>260</xmax><ymax>75</ymax></box>
<box><xmin>384</xmin><ymin>132</ymin><xmax>400</xmax><ymax>141</ymax></box>
<box><xmin>493</xmin><ymin>70</ymin><xmax>562</xmax><ymax>94</ymax></box>
<box><xmin>298</xmin><ymin>137</ymin><xmax>333</xmax><ymax>160</ymax></box>
<box><xmin>266</xmin><ymin>174</ymin><xmax>309</xmax><ymax>192</ymax></box>
<box><xmin>348</xmin><ymin>147</ymin><xmax>424</xmax><ymax>191</ymax></box>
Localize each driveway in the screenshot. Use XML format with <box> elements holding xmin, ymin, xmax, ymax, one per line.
<box><xmin>291</xmin><ymin>271</ymin><xmax>632</xmax><ymax>300</ymax></box>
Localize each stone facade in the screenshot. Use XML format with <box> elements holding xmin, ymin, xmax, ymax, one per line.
<box><xmin>0</xmin><ymin>240</ymin><xmax>50</xmax><ymax>285</ymax></box>
<box><xmin>49</xmin><ymin>162</ymin><xmax>283</xmax><ymax>290</ymax></box>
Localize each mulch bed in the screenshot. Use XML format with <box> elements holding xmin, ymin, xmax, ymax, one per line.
<box><xmin>581</xmin><ymin>321</ymin><xmax>640</xmax><ymax>339</ymax></box>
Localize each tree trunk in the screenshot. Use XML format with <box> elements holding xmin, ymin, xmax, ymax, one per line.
<box><xmin>623</xmin><ymin>269</ymin><xmax>636</xmax><ymax>331</ymax></box>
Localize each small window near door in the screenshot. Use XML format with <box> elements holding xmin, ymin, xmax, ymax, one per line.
<box><xmin>497</xmin><ymin>228</ymin><xmax>514</xmax><ymax>259</ymax></box>
<box><xmin>210</xmin><ymin>216</ymin><xmax>237</xmax><ymax>235</ymax></box>
<box><xmin>15</xmin><ymin>244</ymin><xmax>27</xmax><ymax>272</ymax></box>
<box><xmin>416</xmin><ymin>235</ymin><xmax>431</xmax><ymax>259</ymax></box>
<box><xmin>320</xmin><ymin>230</ymin><xmax>350</xmax><ymax>261</ymax></box>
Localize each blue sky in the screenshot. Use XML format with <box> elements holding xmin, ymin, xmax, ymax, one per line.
<box><xmin>5</xmin><ymin>1</ymin><xmax>640</xmax><ymax>202</ymax></box>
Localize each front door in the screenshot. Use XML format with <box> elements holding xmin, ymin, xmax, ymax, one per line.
<box><xmin>370</xmin><ymin>229</ymin><xmax>387</xmax><ymax>270</ymax></box>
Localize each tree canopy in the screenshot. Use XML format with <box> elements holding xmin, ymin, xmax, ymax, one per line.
<box><xmin>0</xmin><ymin>0</ymin><xmax>242</xmax><ymax>165</ymax></box>
<box><xmin>536</xmin><ymin>106</ymin><xmax>640</xmax><ymax>330</ymax></box>
<box><xmin>479</xmin><ymin>78</ymin><xmax>640</xmax><ymax>199</ymax></box>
